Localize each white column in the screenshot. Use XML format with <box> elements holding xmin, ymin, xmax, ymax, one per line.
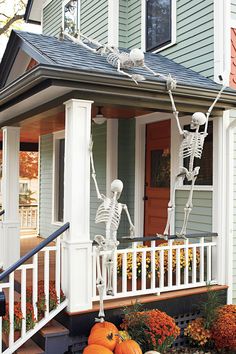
<box><xmin>62</xmin><ymin>99</ymin><xmax>93</xmax><ymax>313</ymax></box>
<box><xmin>0</xmin><ymin>127</ymin><xmax>20</xmax><ymax>269</ymax></box>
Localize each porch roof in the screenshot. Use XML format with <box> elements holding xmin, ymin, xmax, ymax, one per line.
<box><xmin>1</xmin><ymin>30</ymin><xmax>236</xmax><ymax>126</ymax></box>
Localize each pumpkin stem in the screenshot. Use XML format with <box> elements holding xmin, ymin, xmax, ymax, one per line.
<box><xmin>115</xmin><ymin>333</ymin><xmax>124</xmax><ymax>342</ymax></box>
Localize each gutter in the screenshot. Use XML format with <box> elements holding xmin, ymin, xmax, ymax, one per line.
<box><xmin>1</xmin><ymin>64</ymin><xmax>236</xmax><ymax>112</ymax></box>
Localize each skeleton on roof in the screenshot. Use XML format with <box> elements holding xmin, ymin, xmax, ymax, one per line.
<box><xmin>89</xmin><ymin>139</ymin><xmax>135</xmax><ymax>322</ymax></box>
<box><xmin>162</xmin><ymin>78</ymin><xmax>226</xmax><ymax>238</ymax></box>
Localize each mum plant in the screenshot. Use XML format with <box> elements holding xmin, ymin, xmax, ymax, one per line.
<box><xmin>121</xmin><ymin>303</ymin><xmax>180</xmax><ymax>352</ymax></box>
<box><xmin>2</xmin><ymin>302</ymin><xmax>23</xmax><ymax>334</ymax></box>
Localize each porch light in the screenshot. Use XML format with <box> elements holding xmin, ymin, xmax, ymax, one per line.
<box><xmin>93</xmin><ymin>106</ymin><xmax>107</xmax><ymax>124</ymax></box>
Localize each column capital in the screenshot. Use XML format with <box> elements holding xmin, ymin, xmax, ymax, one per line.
<box><xmin>2</xmin><ymin>126</ymin><xmax>21</xmax><ymax>132</ymax></box>
<box><xmin>63</xmin><ymin>99</ymin><xmax>94</xmax><ymax>108</ymax></box>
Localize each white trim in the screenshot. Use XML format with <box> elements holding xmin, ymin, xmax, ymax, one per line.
<box><xmin>52</xmin><ymin>130</ymin><xmax>65</xmax><ymax>225</ymax></box>
<box><xmin>134</xmin><ymin>112</ymin><xmax>174</xmax><ymax>236</ymax></box>
<box><xmin>106</xmin><ymin>119</ymin><xmax>118</xmax><ymax>195</ymax></box>
<box><xmin>62</xmin><ymin>0</ymin><xmax>80</xmax><ymax>32</ymax></box>
<box><xmin>176</xmin><ymin>186</ymin><xmax>214</xmax><ymax>192</ymax></box>
<box><xmin>43</xmin><ymin>0</ymin><xmax>53</xmax><ymax>9</ymax></box>
<box><xmin>37</xmin><ymin>137</ymin><xmax>41</xmax><ymax>236</ymax></box>
<box><xmin>141</xmin><ymin>0</ymin><xmax>177</xmax><ymax>53</ymax></box>
<box><xmin>108</xmin><ymin>0</ymin><xmax>119</xmax><ymax>46</ymax></box>
<box><xmin>214</xmin><ymin>0</ymin><xmax>231</xmax><ymax>84</ymax></box>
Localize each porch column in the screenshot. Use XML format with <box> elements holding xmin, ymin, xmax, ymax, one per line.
<box><xmin>0</xmin><ymin>127</ymin><xmax>20</xmax><ymax>269</ymax></box>
<box><xmin>62</xmin><ymin>99</ymin><xmax>93</xmax><ymax>313</ymax></box>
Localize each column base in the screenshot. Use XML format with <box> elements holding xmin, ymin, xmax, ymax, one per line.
<box><xmin>62</xmin><ymin>239</ymin><xmax>93</xmax><ymax>313</ymax></box>
<box><xmin>1</xmin><ymin>221</ymin><xmax>20</xmax><ymax>269</ymax></box>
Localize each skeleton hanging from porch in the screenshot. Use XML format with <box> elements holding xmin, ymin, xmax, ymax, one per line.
<box><xmin>89</xmin><ymin>139</ymin><xmax>135</xmax><ymax>321</ymax></box>
<box><xmin>162</xmin><ymin>79</ymin><xmax>225</xmax><ymax>238</ymax></box>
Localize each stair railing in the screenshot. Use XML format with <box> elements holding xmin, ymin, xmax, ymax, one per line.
<box><xmin>0</xmin><ymin>222</ymin><xmax>69</xmax><ymax>354</ymax></box>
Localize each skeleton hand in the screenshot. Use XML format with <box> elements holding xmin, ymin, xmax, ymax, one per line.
<box><xmin>129</xmin><ymin>225</ymin><xmax>135</xmax><ymax>238</ymax></box>
<box><xmin>94</xmin><ymin>235</ymin><xmax>106</xmax><ymax>247</ymax></box>
<box><xmin>166</xmin><ymin>75</ymin><xmax>177</xmax><ymax>91</ymax></box>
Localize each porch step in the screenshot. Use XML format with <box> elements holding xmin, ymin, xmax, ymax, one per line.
<box><xmin>16</xmin><ymin>339</ymin><xmax>44</xmax><ymax>354</ymax></box>
<box><xmin>33</xmin><ymin>320</ymin><xmax>69</xmax><ymax>354</ymax></box>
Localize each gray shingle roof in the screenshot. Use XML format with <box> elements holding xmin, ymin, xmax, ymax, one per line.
<box><xmin>14</xmin><ymin>30</ymin><xmax>224</xmax><ymax>91</ymax></box>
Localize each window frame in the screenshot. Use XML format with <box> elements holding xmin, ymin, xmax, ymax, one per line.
<box><xmin>52</xmin><ymin>131</ymin><xmax>65</xmax><ymax>226</ymax></box>
<box><xmin>62</xmin><ymin>0</ymin><xmax>80</xmax><ymax>35</ymax></box>
<box><xmin>144</xmin><ymin>0</ymin><xmax>177</xmax><ymax>53</ymax></box>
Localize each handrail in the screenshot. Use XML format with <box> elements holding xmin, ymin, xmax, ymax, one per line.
<box><xmin>0</xmin><ymin>210</ymin><xmax>5</xmax><ymax>217</ymax></box>
<box><xmin>0</xmin><ymin>222</ymin><xmax>70</xmax><ymax>282</ymax></box>
<box><xmin>116</xmin><ymin>232</ymin><xmax>218</xmax><ymax>244</ymax></box>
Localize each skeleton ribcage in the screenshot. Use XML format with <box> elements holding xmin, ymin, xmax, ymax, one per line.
<box><xmin>95</xmin><ymin>199</ymin><xmax>122</xmax><ymax>231</ymax></box>
<box><xmin>107</xmin><ymin>52</ymin><xmax>133</xmax><ymax>69</ymax></box>
<box><xmin>180</xmin><ymin>132</ymin><xmax>206</xmax><ymax>159</ymax></box>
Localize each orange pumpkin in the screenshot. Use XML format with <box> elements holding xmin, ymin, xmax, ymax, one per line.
<box><xmin>83</xmin><ymin>344</ymin><xmax>113</xmax><ymax>354</ymax></box>
<box><xmin>90</xmin><ymin>321</ymin><xmax>119</xmax><ymax>335</ymax></box>
<box><xmin>88</xmin><ymin>328</ymin><xmax>118</xmax><ymax>351</ymax></box>
<box><xmin>115</xmin><ymin>339</ymin><xmax>142</xmax><ymax>354</ymax></box>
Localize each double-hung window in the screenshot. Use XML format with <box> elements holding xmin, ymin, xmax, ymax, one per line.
<box><xmin>63</xmin><ymin>0</ymin><xmax>79</xmax><ymax>35</ymax></box>
<box><xmin>146</xmin><ymin>0</ymin><xmax>176</xmax><ymax>52</ymax></box>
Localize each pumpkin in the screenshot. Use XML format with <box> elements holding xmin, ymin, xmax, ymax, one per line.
<box><xmin>115</xmin><ymin>339</ymin><xmax>142</xmax><ymax>354</ymax></box>
<box><xmin>90</xmin><ymin>321</ymin><xmax>119</xmax><ymax>335</ymax></box>
<box><xmin>144</xmin><ymin>352</ymin><xmax>161</xmax><ymax>354</ymax></box>
<box><xmin>88</xmin><ymin>328</ymin><xmax>118</xmax><ymax>351</ymax></box>
<box><xmin>83</xmin><ymin>344</ymin><xmax>113</xmax><ymax>354</ymax></box>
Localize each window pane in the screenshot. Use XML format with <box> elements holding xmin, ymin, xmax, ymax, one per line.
<box><xmin>146</xmin><ymin>0</ymin><xmax>171</xmax><ymax>51</ymax></box>
<box><xmin>150</xmin><ymin>148</ymin><xmax>170</xmax><ymax>187</ymax></box>
<box><xmin>58</xmin><ymin>139</ymin><xmax>65</xmax><ymax>222</ymax></box>
<box><xmin>183</xmin><ymin>121</ymin><xmax>213</xmax><ymax>186</ymax></box>
<box><xmin>64</xmin><ymin>0</ymin><xmax>78</xmax><ymax>35</ymax></box>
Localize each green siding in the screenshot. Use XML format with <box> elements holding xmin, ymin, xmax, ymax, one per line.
<box><xmin>118</xmin><ymin>119</ymin><xmax>135</xmax><ymax>237</ymax></box>
<box><xmin>161</xmin><ymin>0</ymin><xmax>214</xmax><ymax>79</ymax></box>
<box><xmin>232</xmin><ymin>0</ymin><xmax>236</xmax><ymax>20</ymax></box>
<box><xmin>90</xmin><ymin>123</ymin><xmax>107</xmax><ymax>239</ymax></box>
<box><xmin>119</xmin><ymin>0</ymin><xmax>141</xmax><ymax>48</ymax></box>
<box><xmin>39</xmin><ymin>134</ymin><xmax>58</xmax><ymax>237</ymax></box>
<box><xmin>80</xmin><ymin>0</ymin><xmax>108</xmax><ymax>44</ymax></box>
<box><xmin>43</xmin><ymin>0</ymin><xmax>62</xmax><ymax>37</ymax></box>
<box><xmin>175</xmin><ymin>190</ymin><xmax>212</xmax><ymax>233</ymax></box>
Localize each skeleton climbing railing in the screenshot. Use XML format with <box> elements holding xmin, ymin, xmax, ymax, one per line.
<box><xmin>89</xmin><ymin>139</ymin><xmax>135</xmax><ymax>322</ymax></box>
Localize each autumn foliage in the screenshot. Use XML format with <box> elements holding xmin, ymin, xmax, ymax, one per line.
<box><xmin>0</xmin><ymin>151</ymin><xmax>38</xmax><ymax>179</ymax></box>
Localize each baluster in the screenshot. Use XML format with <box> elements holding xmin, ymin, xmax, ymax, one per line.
<box><xmin>92</xmin><ymin>246</ymin><xmax>97</xmax><ymax>297</ymax></box>
<box><xmin>122</xmin><ymin>252</ymin><xmax>127</xmax><ymax>293</ymax></box>
<box><xmin>184</xmin><ymin>239</ymin><xmax>189</xmax><ymax>285</ymax></box>
<box><xmin>207</xmin><ymin>244</ymin><xmax>212</xmax><ymax>282</ymax></box>
<box><xmin>176</xmin><ymin>247</ymin><xmax>181</xmax><ymax>287</ymax></box>
<box><xmin>192</xmin><ymin>246</ymin><xmax>197</xmax><ymax>284</ymax></box>
<box><xmin>168</xmin><ymin>240</ymin><xmax>173</xmax><ymax>287</ymax></box>
<box><xmin>159</xmin><ymin>249</ymin><xmax>164</xmax><ymax>289</ymax></box>
<box><xmin>132</xmin><ymin>243</ymin><xmax>137</xmax><ymax>292</ymax></box>
<box><xmin>150</xmin><ymin>241</ymin><xmax>156</xmax><ymax>289</ymax></box>
<box><xmin>21</xmin><ymin>267</ymin><xmax>26</xmax><ymax>337</ymax></box>
<box><xmin>44</xmin><ymin>250</ymin><xmax>50</xmax><ymax>316</ymax></box>
<box><xmin>55</xmin><ymin>237</ymin><xmax>61</xmax><ymax>301</ymax></box>
<box><xmin>33</xmin><ymin>254</ymin><xmax>38</xmax><ymax>322</ymax></box>
<box><xmin>200</xmin><ymin>237</ymin><xmax>205</xmax><ymax>283</ymax></box>
<box><xmin>141</xmin><ymin>249</ymin><xmax>146</xmax><ymax>290</ymax></box>
<box><xmin>9</xmin><ymin>272</ymin><xmax>14</xmax><ymax>347</ymax></box>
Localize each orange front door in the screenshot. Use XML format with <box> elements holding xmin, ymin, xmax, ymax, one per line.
<box><xmin>144</xmin><ymin>120</ymin><xmax>171</xmax><ymax>236</ymax></box>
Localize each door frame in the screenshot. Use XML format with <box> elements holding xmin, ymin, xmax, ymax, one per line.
<box><xmin>134</xmin><ymin>112</ymin><xmax>175</xmax><ymax>236</ymax></box>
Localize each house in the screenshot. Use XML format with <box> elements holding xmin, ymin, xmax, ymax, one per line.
<box><xmin>0</xmin><ymin>0</ymin><xmax>236</xmax><ymax>353</ymax></box>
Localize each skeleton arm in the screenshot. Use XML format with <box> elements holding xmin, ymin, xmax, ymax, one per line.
<box><xmin>89</xmin><ymin>138</ymin><xmax>104</xmax><ymax>200</ymax></box>
<box><xmin>168</xmin><ymin>89</ymin><xmax>184</xmax><ymax>136</ymax></box>
<box><xmin>122</xmin><ymin>204</ymin><xmax>135</xmax><ymax>237</ymax></box>
<box><xmin>204</xmin><ymin>85</ymin><xmax>226</xmax><ymax>133</ymax></box>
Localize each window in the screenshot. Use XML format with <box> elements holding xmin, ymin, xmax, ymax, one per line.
<box><xmin>53</xmin><ymin>132</ymin><xmax>65</xmax><ymax>223</ymax></box>
<box><xmin>63</xmin><ymin>0</ymin><xmax>79</xmax><ymax>35</ymax></box>
<box><xmin>146</xmin><ymin>0</ymin><xmax>176</xmax><ymax>52</ymax></box>
<box><xmin>183</xmin><ymin>121</ymin><xmax>213</xmax><ymax>186</ymax></box>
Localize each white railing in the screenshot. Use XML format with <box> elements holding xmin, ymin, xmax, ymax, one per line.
<box><xmin>92</xmin><ymin>237</ymin><xmax>217</xmax><ymax>301</ymax></box>
<box><xmin>0</xmin><ymin>223</ymin><xmax>69</xmax><ymax>354</ymax></box>
<box><xmin>19</xmin><ymin>205</ymin><xmax>38</xmax><ymax>230</ymax></box>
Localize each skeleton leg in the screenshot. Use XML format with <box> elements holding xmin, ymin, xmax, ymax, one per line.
<box><xmin>106</xmin><ymin>249</ymin><xmax>115</xmax><ymax>296</ymax></box>
<box><xmin>161</xmin><ymin>174</ymin><xmax>185</xmax><ymax>238</ymax></box>
<box><xmin>117</xmin><ymin>60</ymin><xmax>145</xmax><ymax>85</ymax></box>
<box><xmin>94</xmin><ymin>237</ymin><xmax>106</xmax><ymax>321</ymax></box>
<box><xmin>178</xmin><ymin>170</ymin><xmax>199</xmax><ymax>237</ymax></box>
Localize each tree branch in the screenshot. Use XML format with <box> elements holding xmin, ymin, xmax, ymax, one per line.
<box><xmin>0</xmin><ymin>13</ymin><xmax>23</xmax><ymax>36</ymax></box>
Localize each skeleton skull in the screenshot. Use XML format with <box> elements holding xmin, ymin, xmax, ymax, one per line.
<box><xmin>191</xmin><ymin>112</ymin><xmax>207</xmax><ymax>130</ymax></box>
<box><xmin>111</xmin><ymin>179</ymin><xmax>123</xmax><ymax>199</ymax></box>
<box><xmin>130</xmin><ymin>48</ymin><xmax>145</xmax><ymax>66</ymax></box>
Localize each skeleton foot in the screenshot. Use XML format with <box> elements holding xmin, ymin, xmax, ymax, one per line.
<box><xmin>156</xmin><ymin>233</ymin><xmax>168</xmax><ymax>241</ymax></box>
<box><xmin>175</xmin><ymin>232</ymin><xmax>187</xmax><ymax>240</ymax></box>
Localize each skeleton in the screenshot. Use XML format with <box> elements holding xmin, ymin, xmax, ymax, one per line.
<box><xmin>62</xmin><ymin>31</ymin><xmax>170</xmax><ymax>85</ymax></box>
<box><xmin>89</xmin><ymin>139</ymin><xmax>135</xmax><ymax>321</ymax></box>
<box><xmin>161</xmin><ymin>79</ymin><xmax>225</xmax><ymax>239</ymax></box>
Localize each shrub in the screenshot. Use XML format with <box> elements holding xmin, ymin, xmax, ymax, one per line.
<box><xmin>211</xmin><ymin>304</ymin><xmax>236</xmax><ymax>351</ymax></box>
<box><xmin>184</xmin><ymin>317</ymin><xmax>211</xmax><ymax>347</ymax></box>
